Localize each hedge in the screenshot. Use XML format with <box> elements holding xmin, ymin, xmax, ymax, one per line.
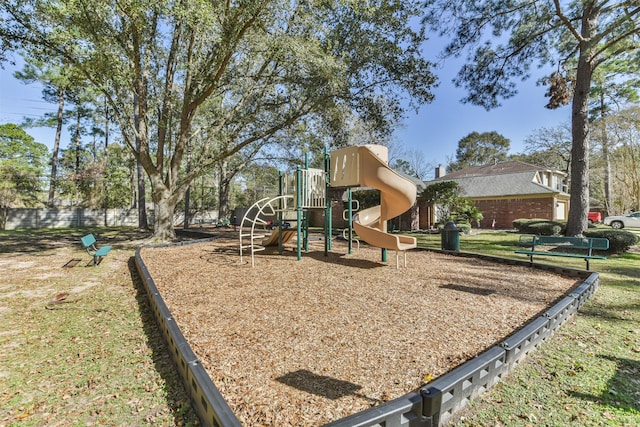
<box><xmin>513</xmin><ymin>218</ymin><xmax>639</xmax><ymax>254</ymax></box>
<box><xmin>583</xmin><ymin>229</ymin><xmax>639</xmax><ymax>254</ymax></box>
<box><xmin>512</xmin><ymin>218</ymin><xmax>565</xmax><ymax>236</ymax></box>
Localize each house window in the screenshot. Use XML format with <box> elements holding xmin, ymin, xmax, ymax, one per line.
<box><xmin>540</xmin><ymin>172</ymin><xmax>549</xmax><ymax>187</ymax></box>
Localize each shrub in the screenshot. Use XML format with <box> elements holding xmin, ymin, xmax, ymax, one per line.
<box><xmin>436</xmin><ymin>221</ymin><xmax>471</xmax><ymax>233</ymax></box>
<box><xmin>456</xmin><ymin>222</ymin><xmax>471</xmax><ymax>234</ymax></box>
<box><xmin>512</xmin><ymin>218</ymin><xmax>565</xmax><ymax>235</ymax></box>
<box><xmin>584</xmin><ymin>229</ymin><xmax>639</xmax><ymax>254</ymax></box>
<box><xmin>512</xmin><ymin>218</ymin><xmax>529</xmax><ymax>230</ymax></box>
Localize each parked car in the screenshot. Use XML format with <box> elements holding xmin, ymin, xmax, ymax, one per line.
<box><xmin>588</xmin><ymin>211</ymin><xmax>602</xmax><ymax>223</ymax></box>
<box><xmin>603</xmin><ymin>212</ymin><xmax>640</xmax><ymax>229</ymax></box>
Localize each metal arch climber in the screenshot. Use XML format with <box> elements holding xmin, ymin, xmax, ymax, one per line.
<box><xmin>238</xmin><ymin>155</ymin><xmax>331</xmax><ymax>267</ymax></box>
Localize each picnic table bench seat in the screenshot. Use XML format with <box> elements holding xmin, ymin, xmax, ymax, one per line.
<box><xmin>81</xmin><ymin>233</ymin><xmax>112</xmax><ymax>266</ymax></box>
<box><xmin>515</xmin><ymin>234</ymin><xmax>609</xmax><ymax>270</ymax></box>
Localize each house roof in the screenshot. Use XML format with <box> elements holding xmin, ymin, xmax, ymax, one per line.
<box><xmin>435</xmin><ymin>160</ymin><xmax>559</xmax><ymax>179</ymax></box>
<box><xmin>425</xmin><ymin>161</ymin><xmax>568</xmax><ymax>198</ymax></box>
<box><xmin>399</xmin><ymin>171</ymin><xmax>427</xmax><ymax>192</ymax></box>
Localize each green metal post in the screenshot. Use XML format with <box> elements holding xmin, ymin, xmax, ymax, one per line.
<box><xmin>303</xmin><ymin>210</ymin><xmax>309</xmax><ymax>252</ymax></box>
<box><xmin>301</xmin><ymin>155</ymin><xmax>309</xmax><ymax>252</ymax></box>
<box><xmin>296</xmin><ymin>168</ymin><xmax>302</xmax><ymax>261</ymax></box>
<box><xmin>324</xmin><ymin>147</ymin><xmax>331</xmax><ymax>254</ymax></box>
<box><xmin>347</xmin><ymin>188</ymin><xmax>353</xmax><ymax>254</ymax></box>
<box><xmin>278</xmin><ymin>172</ymin><xmax>284</xmax><ymax>255</ymax></box>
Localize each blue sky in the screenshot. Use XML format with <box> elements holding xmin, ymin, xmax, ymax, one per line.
<box><xmin>396</xmin><ymin>47</ymin><xmax>571</xmax><ymax>176</ymax></box>
<box><xmin>1</xmin><ymin>46</ymin><xmax>571</xmax><ymax>178</ymax></box>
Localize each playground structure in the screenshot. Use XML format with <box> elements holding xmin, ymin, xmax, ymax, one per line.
<box><xmin>137</xmin><ymin>145</ymin><xmax>607</xmax><ymax>426</ymax></box>
<box><xmin>239</xmin><ymin>167</ymin><xmax>327</xmax><ymax>267</ymax></box>
<box><xmin>137</xmin><ymin>234</ymin><xmax>601</xmax><ymax>427</ymax></box>
<box><xmin>239</xmin><ymin>145</ymin><xmax>418</xmax><ymax>268</ymax></box>
<box><xmin>331</xmin><ymin>145</ymin><xmax>418</xmax><ymax>267</ymax></box>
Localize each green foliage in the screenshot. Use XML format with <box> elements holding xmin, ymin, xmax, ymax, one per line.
<box><xmin>584</xmin><ymin>229</ymin><xmax>640</xmax><ymax>254</ymax></box>
<box><xmin>512</xmin><ymin>218</ymin><xmax>565</xmax><ymax>236</ymax></box>
<box><xmin>448</xmin><ymin>131</ymin><xmax>510</xmax><ymax>171</ymax></box>
<box><xmin>102</xmin><ymin>144</ymin><xmax>135</xmax><ymax>208</ymax></box>
<box><xmin>352</xmin><ymin>189</ymin><xmax>380</xmax><ymax>210</ymax></box>
<box><xmin>421</xmin><ymin>181</ymin><xmax>482</xmax><ymax>227</ymax></box>
<box><xmin>390</xmin><ymin>159</ymin><xmax>416</xmax><ymax>177</ymax></box>
<box><xmin>453</xmin><ymin>221</ymin><xmax>471</xmax><ymax>234</ymax></box>
<box><xmin>451</xmin><ymin>201</ymin><xmax>483</xmax><ymax>226</ymax></box>
<box><xmin>232</xmin><ymin>163</ymin><xmax>280</xmax><ymax>209</ymax></box>
<box><xmin>422</xmin><ymin>0</ymin><xmax>640</xmax><ymax>236</ymax></box>
<box><xmin>420</xmin><ymin>181</ymin><xmax>459</xmax><ymax>204</ymax></box>
<box><xmin>601</xmin><ymin>107</ymin><xmax>640</xmax><ymax>213</ymax></box>
<box><xmin>0</xmin><ymin>0</ymin><xmax>438</xmax><ymax>241</ymax></box>
<box><xmin>513</xmin><ymin>219</ymin><xmax>639</xmax><ymax>253</ymax></box>
<box><xmin>422</xmin><ymin>1</ymin><xmax>639</xmax><ymax>111</ymax></box>
<box><xmin>0</xmin><ymin>123</ymin><xmax>48</xmax><ymax>208</ymax></box>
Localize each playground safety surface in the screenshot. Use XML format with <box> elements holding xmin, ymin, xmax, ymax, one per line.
<box><xmin>140</xmin><ymin>234</ymin><xmax>579</xmax><ymax>426</ymax></box>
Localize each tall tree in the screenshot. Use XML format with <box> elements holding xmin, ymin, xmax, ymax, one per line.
<box><xmin>1</xmin><ymin>0</ymin><xmax>436</xmax><ymax>241</ymax></box>
<box><xmin>13</xmin><ymin>59</ymin><xmax>73</xmax><ymax>207</ymax></box>
<box><xmin>448</xmin><ymin>131</ymin><xmax>510</xmax><ymax>171</ymax></box>
<box><xmin>519</xmin><ymin>124</ymin><xmax>573</xmax><ymax>175</ymax></box>
<box><xmin>607</xmin><ymin>106</ymin><xmax>640</xmax><ymax>213</ymax></box>
<box><xmin>0</xmin><ymin>124</ymin><xmax>47</xmax><ymax>228</ymax></box>
<box><xmin>391</xmin><ymin>148</ymin><xmax>432</xmax><ymax>180</ymax></box>
<box><xmin>423</xmin><ymin>0</ymin><xmax>640</xmax><ymax>236</ymax></box>
<box><xmin>589</xmin><ymin>60</ymin><xmax>639</xmax><ymax>215</ymax></box>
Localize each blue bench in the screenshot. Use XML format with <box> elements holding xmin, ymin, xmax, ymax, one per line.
<box><xmin>515</xmin><ymin>234</ymin><xmax>608</xmax><ymax>270</ymax></box>
<box><xmin>81</xmin><ymin>234</ymin><xmax>112</xmax><ymax>266</ymax></box>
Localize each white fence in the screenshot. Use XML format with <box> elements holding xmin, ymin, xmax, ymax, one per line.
<box><xmin>3</xmin><ymin>208</ymin><xmax>147</xmax><ymax>230</ymax></box>
<box><xmin>3</xmin><ymin>208</ymin><xmax>224</xmax><ymax>230</ymax></box>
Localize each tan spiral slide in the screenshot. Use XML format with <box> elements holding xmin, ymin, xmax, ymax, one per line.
<box><xmin>330</xmin><ymin>145</ymin><xmax>417</xmax><ymax>267</ymax></box>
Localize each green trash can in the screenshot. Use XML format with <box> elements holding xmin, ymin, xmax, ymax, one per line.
<box><xmin>441</xmin><ymin>221</ymin><xmax>460</xmax><ymax>252</ymax></box>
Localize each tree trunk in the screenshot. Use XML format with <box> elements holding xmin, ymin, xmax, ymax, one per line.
<box><xmin>129</xmin><ymin>156</ymin><xmax>137</xmax><ymax>209</ymax></box>
<box><xmin>183</xmin><ymin>146</ymin><xmax>192</xmax><ymax>229</ymax></box>
<box><xmin>74</xmin><ymin>111</ymin><xmax>81</xmax><ymax>174</ymax></box>
<box><xmin>133</xmin><ymin>92</ymin><xmax>149</xmax><ymax>230</ymax></box>
<box><xmin>104</xmin><ymin>101</ymin><xmax>109</xmax><ymax>149</ymax></box>
<box><xmin>565</xmin><ymin>14</ymin><xmax>596</xmax><ymax>237</ymax></box>
<box><xmin>599</xmin><ymin>93</ymin><xmax>613</xmax><ymax>216</ymax></box>
<box><xmin>47</xmin><ymin>88</ymin><xmax>64</xmax><ymax>207</ymax></box>
<box><xmin>152</xmin><ymin>185</ymin><xmax>178</xmax><ymax>241</ymax></box>
<box><xmin>183</xmin><ymin>186</ymin><xmax>191</xmax><ymax>229</ymax></box>
<box><xmin>218</xmin><ymin>159</ymin><xmax>231</xmax><ymax>221</ymax></box>
<box><xmin>218</xmin><ymin>178</ymin><xmax>231</xmax><ymax>221</ymax></box>
<box><xmin>137</xmin><ymin>158</ymin><xmax>148</xmax><ymax>229</ymax></box>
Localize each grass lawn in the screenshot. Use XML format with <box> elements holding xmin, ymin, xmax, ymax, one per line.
<box><xmin>0</xmin><ymin>227</ymin><xmax>200</xmax><ymax>426</ymax></box>
<box><xmin>0</xmin><ymin>227</ymin><xmax>638</xmax><ymax>426</ymax></box>
<box><xmin>413</xmin><ymin>230</ymin><xmax>640</xmax><ymax>426</ymax></box>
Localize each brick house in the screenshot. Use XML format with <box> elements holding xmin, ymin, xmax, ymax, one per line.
<box><xmin>326</xmin><ymin>173</ymin><xmax>425</xmax><ymax>231</ymax></box>
<box><xmin>423</xmin><ymin>161</ymin><xmax>570</xmax><ymax>229</ymax></box>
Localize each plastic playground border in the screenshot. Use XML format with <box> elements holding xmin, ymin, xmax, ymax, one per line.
<box><xmin>134</xmin><ymin>237</ymin><xmax>599</xmax><ymax>427</ymax></box>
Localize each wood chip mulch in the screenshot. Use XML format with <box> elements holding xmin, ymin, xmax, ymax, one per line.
<box><xmin>140</xmin><ymin>236</ymin><xmax>578</xmax><ymax>426</ymax></box>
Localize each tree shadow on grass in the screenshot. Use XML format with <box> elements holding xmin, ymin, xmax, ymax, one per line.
<box><xmin>127</xmin><ymin>257</ymin><xmax>200</xmax><ymax>425</ymax></box>
<box><xmin>578</xmin><ymin>296</ymin><xmax>640</xmax><ymax>322</ymax></box>
<box><xmin>0</xmin><ymin>227</ymin><xmax>153</xmax><ymax>254</ymax></box>
<box><xmin>569</xmin><ymin>355</ymin><xmax>640</xmax><ymax>413</ymax></box>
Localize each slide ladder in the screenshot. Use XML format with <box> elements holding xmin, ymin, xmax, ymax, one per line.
<box><xmin>239</xmin><ymin>195</ymin><xmax>294</xmax><ymax>267</ymax></box>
